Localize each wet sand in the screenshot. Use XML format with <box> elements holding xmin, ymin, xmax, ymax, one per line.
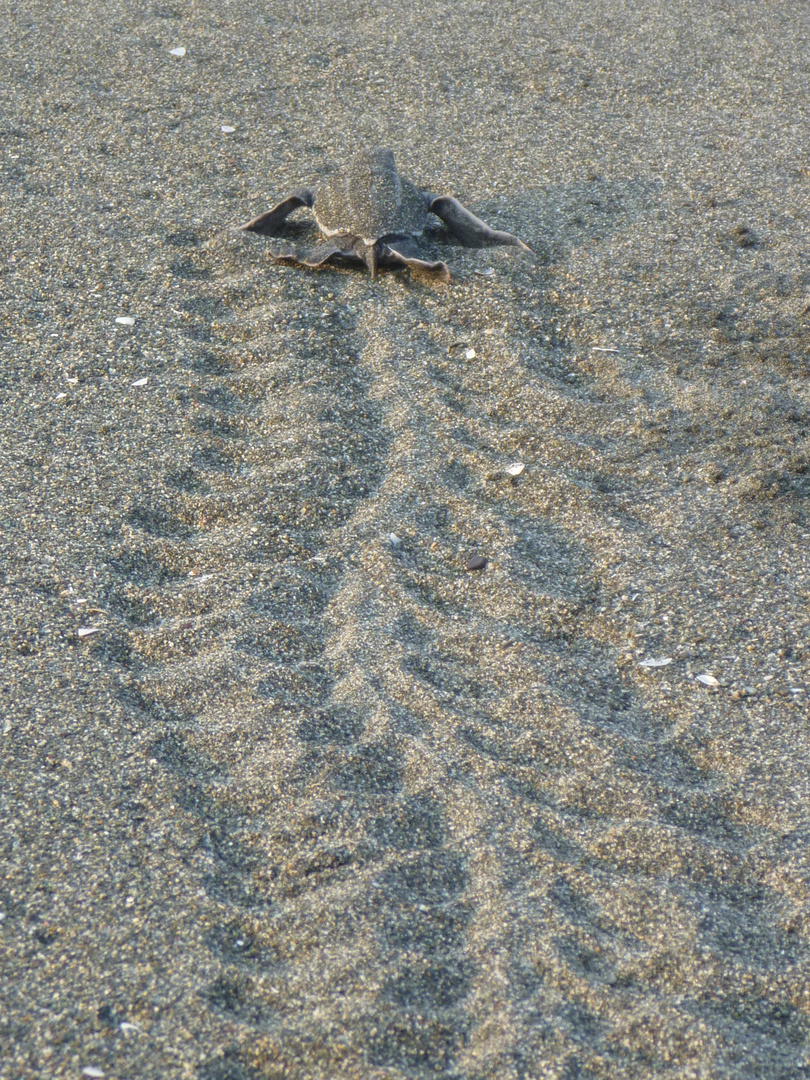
<box><xmin>1</xmin><ymin>1</ymin><xmax>809</xmax><ymax>1077</ymax></box>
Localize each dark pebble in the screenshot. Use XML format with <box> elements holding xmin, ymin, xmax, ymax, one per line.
<box><xmin>732</xmin><ymin>224</ymin><xmax>757</xmax><ymax>247</ymax></box>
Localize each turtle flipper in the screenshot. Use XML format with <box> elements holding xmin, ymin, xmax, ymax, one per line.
<box><xmin>240</xmin><ymin>188</ymin><xmax>315</xmax><ymax>235</ymax></box>
<box><xmin>264</xmin><ymin>240</ymin><xmax>365</xmax><ymax>272</ymax></box>
<box><xmin>303</xmin><ymin>241</ymin><xmax>365</xmax><ymax>270</ymax></box>
<box><xmin>384</xmin><ymin>236</ymin><xmax>451</xmax><ymax>282</ymax></box>
<box><xmin>427</xmin><ymin>195</ymin><xmax>532</xmax><ymax>252</ymax></box>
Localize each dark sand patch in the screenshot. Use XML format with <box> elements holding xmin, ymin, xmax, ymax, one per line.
<box><xmin>1</xmin><ymin>1</ymin><xmax>809</xmax><ymax>1078</ymax></box>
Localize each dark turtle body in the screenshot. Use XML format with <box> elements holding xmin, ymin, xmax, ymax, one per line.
<box><xmin>240</xmin><ymin>148</ymin><xmax>531</xmax><ymax>282</ymax></box>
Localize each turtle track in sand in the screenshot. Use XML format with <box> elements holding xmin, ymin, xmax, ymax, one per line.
<box><xmin>91</xmin><ymin>217</ymin><xmax>810</xmax><ymax>1080</ymax></box>
<box><xmin>2</xmin><ymin>0</ymin><xmax>810</xmax><ymax>1074</ymax></box>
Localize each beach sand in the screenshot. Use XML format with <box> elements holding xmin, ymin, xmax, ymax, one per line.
<box><xmin>1</xmin><ymin>1</ymin><xmax>809</xmax><ymax>1077</ymax></box>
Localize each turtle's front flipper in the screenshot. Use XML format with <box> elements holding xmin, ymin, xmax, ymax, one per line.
<box><xmin>384</xmin><ymin>237</ymin><xmax>451</xmax><ymax>282</ymax></box>
<box><xmin>240</xmin><ymin>188</ymin><xmax>315</xmax><ymax>235</ymax></box>
<box><xmin>427</xmin><ymin>195</ymin><xmax>532</xmax><ymax>252</ymax></box>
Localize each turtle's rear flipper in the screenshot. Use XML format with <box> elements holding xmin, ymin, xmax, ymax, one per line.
<box><xmin>303</xmin><ymin>241</ymin><xmax>365</xmax><ymax>270</ymax></box>
<box><xmin>240</xmin><ymin>188</ymin><xmax>315</xmax><ymax>235</ymax></box>
<box><xmin>427</xmin><ymin>195</ymin><xmax>532</xmax><ymax>252</ymax></box>
<box><xmin>266</xmin><ymin>241</ymin><xmax>365</xmax><ymax>272</ymax></box>
<box><xmin>384</xmin><ymin>237</ymin><xmax>451</xmax><ymax>282</ymax></box>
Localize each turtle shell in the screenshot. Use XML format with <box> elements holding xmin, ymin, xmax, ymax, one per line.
<box><xmin>313</xmin><ymin>148</ymin><xmax>429</xmax><ymax>244</ymax></box>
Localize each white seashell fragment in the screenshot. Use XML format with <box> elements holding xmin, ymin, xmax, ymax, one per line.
<box><xmin>169</xmin><ymin>46</ymin><xmax>186</xmax><ymax>56</ymax></box>
<box><xmin>115</xmin><ymin>316</ymin><xmax>135</xmax><ymax>326</ymax></box>
<box><xmin>82</xmin><ymin>1070</ymin><xmax>105</xmax><ymax>1078</ymax></box>
<box><xmin>66</xmin><ymin>377</ymin><xmax>78</xmax><ymax>385</ymax></box>
<box><xmin>77</xmin><ymin>627</ymin><xmax>103</xmax><ymax>638</ymax></box>
<box><xmin>388</xmin><ymin>533</ymin><xmax>402</xmax><ymax>549</ymax></box>
<box><xmin>695</xmin><ymin>673</ymin><xmax>719</xmax><ymax>686</ymax></box>
<box><xmin>504</xmin><ymin>462</ymin><xmax>525</xmax><ymax>477</ymax></box>
<box><xmin>55</xmin><ymin>392</ymin><xmax>68</xmax><ymax>401</ymax></box>
<box><xmin>119</xmin><ymin>1021</ymin><xmax>143</xmax><ymax>1035</ymax></box>
<box><xmin>464</xmin><ymin>348</ymin><xmax>476</xmax><ymax>360</ymax></box>
<box><xmin>221</xmin><ymin>125</ymin><xmax>236</xmax><ymax>134</ymax></box>
<box><xmin>639</xmin><ymin>657</ymin><xmax>673</xmax><ymax>669</ymax></box>
<box><xmin>475</xmin><ymin>267</ymin><xmax>495</xmax><ymax>277</ymax></box>
<box><xmin>131</xmin><ymin>377</ymin><xmax>148</xmax><ymax>387</ymax></box>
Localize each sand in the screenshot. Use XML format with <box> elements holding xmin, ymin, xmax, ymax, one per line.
<box><xmin>1</xmin><ymin>1</ymin><xmax>809</xmax><ymax>1077</ymax></box>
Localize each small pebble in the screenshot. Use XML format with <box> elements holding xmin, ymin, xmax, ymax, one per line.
<box><xmin>466</xmin><ymin>553</ymin><xmax>488</xmax><ymax>571</ymax></box>
<box><xmin>388</xmin><ymin>533</ymin><xmax>402</xmax><ymax>549</ymax></box>
<box><xmin>732</xmin><ymin>224</ymin><xmax>757</xmax><ymax>247</ymax></box>
<box><xmin>504</xmin><ymin>462</ymin><xmax>525</xmax><ymax>477</ymax></box>
<box><xmin>464</xmin><ymin>348</ymin><xmax>476</xmax><ymax>360</ymax></box>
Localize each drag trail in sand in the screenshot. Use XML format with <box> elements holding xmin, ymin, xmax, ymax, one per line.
<box><xmin>1</xmin><ymin>1</ymin><xmax>809</xmax><ymax>1077</ymax></box>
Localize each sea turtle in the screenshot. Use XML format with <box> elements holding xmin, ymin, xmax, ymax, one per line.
<box><xmin>239</xmin><ymin>148</ymin><xmax>532</xmax><ymax>282</ymax></box>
